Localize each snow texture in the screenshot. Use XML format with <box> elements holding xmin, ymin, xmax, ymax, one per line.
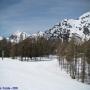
<box><xmin>44</xmin><ymin>11</ymin><xmax>90</xmax><ymax>42</ymax></box>
<box><xmin>0</xmin><ymin>58</ymin><xmax>90</xmax><ymax>90</ymax></box>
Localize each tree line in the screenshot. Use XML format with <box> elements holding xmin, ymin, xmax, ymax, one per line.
<box><xmin>57</xmin><ymin>38</ymin><xmax>90</xmax><ymax>84</ymax></box>
<box><xmin>0</xmin><ymin>37</ymin><xmax>57</xmax><ymax>61</ymax></box>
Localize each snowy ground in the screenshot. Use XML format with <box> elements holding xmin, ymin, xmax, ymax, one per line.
<box><xmin>0</xmin><ymin>57</ymin><xmax>90</xmax><ymax>90</ymax></box>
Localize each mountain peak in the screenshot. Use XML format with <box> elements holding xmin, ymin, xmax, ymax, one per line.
<box><xmin>44</xmin><ymin>12</ymin><xmax>90</xmax><ymax>42</ymax></box>
<box><xmin>9</xmin><ymin>31</ymin><xmax>29</xmax><ymax>43</ymax></box>
<box><xmin>13</xmin><ymin>30</ymin><xmax>22</xmax><ymax>36</ymax></box>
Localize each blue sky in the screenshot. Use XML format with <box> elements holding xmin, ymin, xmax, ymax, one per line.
<box><xmin>0</xmin><ymin>0</ymin><xmax>90</xmax><ymax>36</ymax></box>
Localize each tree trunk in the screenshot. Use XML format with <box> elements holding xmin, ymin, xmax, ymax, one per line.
<box><xmin>81</xmin><ymin>55</ymin><xmax>86</xmax><ymax>83</ymax></box>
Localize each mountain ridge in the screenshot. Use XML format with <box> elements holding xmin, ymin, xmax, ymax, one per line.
<box><xmin>44</xmin><ymin>11</ymin><xmax>90</xmax><ymax>42</ymax></box>
<box><xmin>0</xmin><ymin>12</ymin><xmax>90</xmax><ymax>43</ymax></box>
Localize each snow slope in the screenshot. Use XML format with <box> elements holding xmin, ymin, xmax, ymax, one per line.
<box><xmin>0</xmin><ymin>58</ymin><xmax>90</xmax><ymax>90</ymax></box>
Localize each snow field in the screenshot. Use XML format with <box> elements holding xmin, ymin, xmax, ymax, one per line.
<box><xmin>0</xmin><ymin>58</ymin><xmax>90</xmax><ymax>90</ymax></box>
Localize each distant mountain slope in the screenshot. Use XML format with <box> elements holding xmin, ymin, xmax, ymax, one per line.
<box><xmin>31</xmin><ymin>31</ymin><xmax>44</xmax><ymax>38</ymax></box>
<box><xmin>44</xmin><ymin>12</ymin><xmax>90</xmax><ymax>42</ymax></box>
<box><xmin>9</xmin><ymin>31</ymin><xmax>29</xmax><ymax>43</ymax></box>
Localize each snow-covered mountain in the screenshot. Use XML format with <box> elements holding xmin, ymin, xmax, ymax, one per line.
<box><xmin>9</xmin><ymin>31</ymin><xmax>29</xmax><ymax>43</ymax></box>
<box><xmin>1</xmin><ymin>12</ymin><xmax>90</xmax><ymax>43</ymax></box>
<box><xmin>8</xmin><ymin>31</ymin><xmax>44</xmax><ymax>43</ymax></box>
<box><xmin>31</xmin><ymin>31</ymin><xmax>44</xmax><ymax>38</ymax></box>
<box><xmin>44</xmin><ymin>12</ymin><xmax>90</xmax><ymax>42</ymax></box>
